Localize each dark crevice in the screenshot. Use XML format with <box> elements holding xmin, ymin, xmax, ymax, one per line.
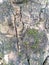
<box><xmin>43</xmin><ymin>56</ymin><xmax>49</xmax><ymax>65</ymax></box>
<box><xmin>13</xmin><ymin>1</ymin><xmax>24</xmax><ymax>4</ymax></box>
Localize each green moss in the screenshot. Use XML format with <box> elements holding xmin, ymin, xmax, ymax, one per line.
<box><xmin>3</xmin><ymin>62</ymin><xmax>7</xmax><ymax>65</ymax></box>
<box><xmin>27</xmin><ymin>28</ymin><xmax>39</xmax><ymax>44</ymax></box>
<box><xmin>31</xmin><ymin>42</ymin><xmax>39</xmax><ymax>49</ymax></box>
<box><xmin>24</xmin><ymin>42</ymin><xmax>29</xmax><ymax>45</ymax></box>
<box><xmin>18</xmin><ymin>52</ymin><xmax>22</xmax><ymax>57</ymax></box>
<box><xmin>0</xmin><ymin>53</ymin><xmax>4</xmax><ymax>58</ymax></box>
<box><xmin>27</xmin><ymin>28</ymin><xmax>38</xmax><ymax>36</ymax></box>
<box><xmin>34</xmin><ymin>37</ymin><xmax>39</xmax><ymax>44</ymax></box>
<box><xmin>27</xmin><ymin>28</ymin><xmax>40</xmax><ymax>49</ymax></box>
<box><xmin>23</xmin><ymin>0</ymin><xmax>28</xmax><ymax>4</ymax></box>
